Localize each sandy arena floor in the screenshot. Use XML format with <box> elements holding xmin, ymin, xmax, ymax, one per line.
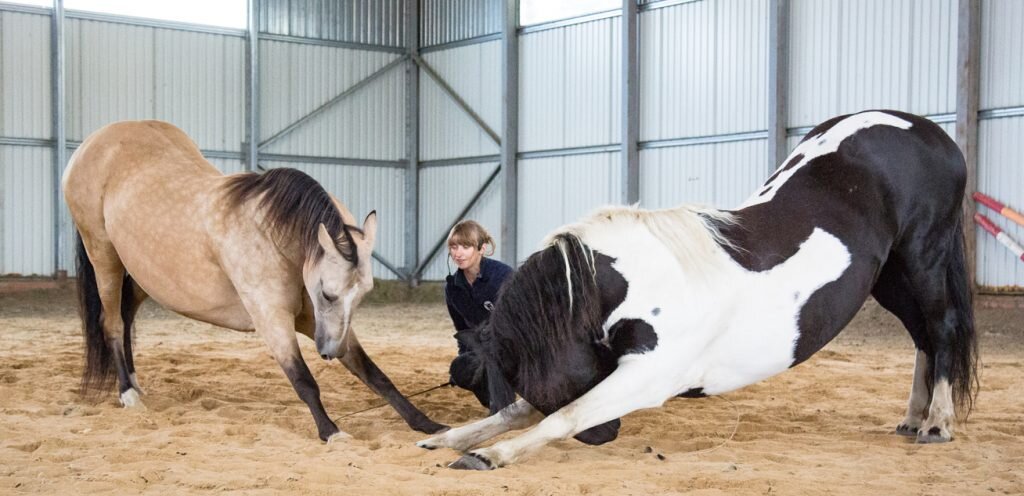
<box><xmin>1</xmin><ymin>287</ymin><xmax>1022</xmax><ymax>495</ymax></box>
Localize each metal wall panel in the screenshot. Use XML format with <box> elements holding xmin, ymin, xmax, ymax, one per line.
<box><xmin>263</xmin><ymin>161</ymin><xmax>406</xmax><ymax>280</ymax></box>
<box><xmin>518</xmin><ymin>17</ymin><xmax>620</xmax><ymax>152</ymax></box>
<box><xmin>66</xmin><ymin>19</ymin><xmax>246</xmax><ymax>152</ymax></box>
<box><xmin>788</xmin><ymin>0</ymin><xmax>956</xmax><ymax>129</ymax></box>
<box><xmin>260</xmin><ymin>40</ymin><xmax>403</xmax><ymax>159</ymax></box>
<box><xmin>976</xmin><ymin>117</ymin><xmax>1024</xmax><ymax>288</ymax></box>
<box><xmin>639</xmin><ymin>0</ymin><xmax>767</xmax><ymax>141</ymax></box>
<box><xmin>517</xmin><ymin>152</ymin><xmax>621</xmax><ymax>260</ymax></box>
<box><xmin>420</xmin><ymin>41</ymin><xmax>500</xmax><ymax>160</ymax></box>
<box><xmin>0</xmin><ymin>145</ymin><xmax>52</xmax><ymax>275</ymax></box>
<box><xmin>640</xmin><ymin>139</ymin><xmax>767</xmax><ymax>210</ymax></box>
<box><xmin>206</xmin><ymin>157</ymin><xmax>247</xmax><ymax>175</ymax></box>
<box><xmin>0</xmin><ymin>11</ymin><xmax>51</xmax><ymax>139</ymax></box>
<box><xmin>259</xmin><ymin>0</ymin><xmax>404</xmax><ymax>46</ymax></box>
<box><xmin>981</xmin><ymin>0</ymin><xmax>1024</xmax><ymax>109</ymax></box>
<box><xmin>421</xmin><ymin>0</ymin><xmax>501</xmax><ymax>47</ymax></box>
<box><xmin>418</xmin><ymin>162</ymin><xmax>502</xmax><ymax>281</ymax></box>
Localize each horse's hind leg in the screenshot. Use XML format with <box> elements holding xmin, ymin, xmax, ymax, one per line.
<box><xmin>871</xmin><ymin>259</ymin><xmax>931</xmax><ymax>436</ymax></box>
<box><xmin>122</xmin><ymin>277</ymin><xmax>149</xmax><ymax>393</ymax></box>
<box><xmin>77</xmin><ymin>237</ymin><xmax>144</xmax><ymax>407</ymax></box>
<box><xmin>893</xmin><ymin>227</ymin><xmax>977</xmax><ymax>443</ymax></box>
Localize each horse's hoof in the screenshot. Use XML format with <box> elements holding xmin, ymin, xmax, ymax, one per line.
<box><xmin>916</xmin><ymin>426</ymin><xmax>952</xmax><ymax>444</ymax></box>
<box><xmin>119</xmin><ymin>389</ymin><xmax>145</xmax><ymax>408</ymax></box>
<box><xmin>449</xmin><ymin>452</ymin><xmax>494</xmax><ymax>471</ymax></box>
<box><xmin>326</xmin><ymin>431</ymin><xmax>353</xmax><ymax>444</ymax></box>
<box><xmin>895</xmin><ymin>423</ymin><xmax>919</xmax><ymax>437</ymax></box>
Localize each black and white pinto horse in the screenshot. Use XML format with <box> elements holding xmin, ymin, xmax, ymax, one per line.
<box><xmin>418</xmin><ymin>110</ymin><xmax>979</xmax><ymax>470</ymax></box>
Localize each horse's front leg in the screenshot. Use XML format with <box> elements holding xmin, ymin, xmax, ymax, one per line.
<box><xmin>417</xmin><ymin>399</ymin><xmax>543</xmax><ymax>452</ymax></box>
<box><xmin>450</xmin><ymin>361</ymin><xmax>674</xmax><ymax>470</ymax></box>
<box><xmin>337</xmin><ymin>330</ymin><xmax>448</xmax><ymax>434</ymax></box>
<box><xmin>255</xmin><ymin>313</ymin><xmax>344</xmax><ymax>442</ymax></box>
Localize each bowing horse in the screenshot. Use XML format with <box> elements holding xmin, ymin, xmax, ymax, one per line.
<box><xmin>63</xmin><ymin>120</ymin><xmax>446</xmax><ymax>441</ymax></box>
<box><xmin>419</xmin><ymin>110</ymin><xmax>979</xmax><ymax>469</ymax></box>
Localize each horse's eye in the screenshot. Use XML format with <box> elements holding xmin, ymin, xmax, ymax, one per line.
<box><xmin>322</xmin><ymin>291</ymin><xmax>338</xmax><ymax>303</ymax></box>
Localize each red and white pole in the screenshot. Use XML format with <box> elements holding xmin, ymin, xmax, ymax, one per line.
<box><xmin>974</xmin><ymin>213</ymin><xmax>1024</xmax><ymax>262</ymax></box>
<box><xmin>973</xmin><ymin>192</ymin><xmax>1024</xmax><ymax>228</ymax></box>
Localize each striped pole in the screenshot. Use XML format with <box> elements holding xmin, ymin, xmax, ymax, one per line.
<box><xmin>974</xmin><ymin>213</ymin><xmax>1024</xmax><ymax>262</ymax></box>
<box><xmin>973</xmin><ymin>192</ymin><xmax>1024</xmax><ymax>228</ymax></box>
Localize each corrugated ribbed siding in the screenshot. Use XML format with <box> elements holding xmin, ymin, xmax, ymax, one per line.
<box><xmin>259</xmin><ymin>0</ymin><xmax>404</xmax><ymax>46</ymax></box>
<box><xmin>0</xmin><ymin>11</ymin><xmax>51</xmax><ymax>139</ymax></box>
<box><xmin>639</xmin><ymin>0</ymin><xmax>767</xmax><ymax>140</ymax></box>
<box><xmin>518</xmin><ymin>17</ymin><xmax>620</xmax><ymax>152</ymax></box>
<box><xmin>640</xmin><ymin>139</ymin><xmax>767</xmax><ymax>209</ymax></box>
<box><xmin>1</xmin><ymin>145</ymin><xmax>53</xmax><ymax>275</ymax></box>
<box><xmin>421</xmin><ymin>0</ymin><xmax>501</xmax><ymax>47</ymax></box>
<box><xmin>260</xmin><ymin>40</ymin><xmax>403</xmax><ymax>159</ymax></box>
<box><xmin>420</xmin><ymin>41</ymin><xmax>500</xmax><ymax>160</ymax></box>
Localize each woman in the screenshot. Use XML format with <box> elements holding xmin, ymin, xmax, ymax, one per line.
<box><xmin>444</xmin><ymin>220</ymin><xmax>513</xmax><ymax>409</ymax></box>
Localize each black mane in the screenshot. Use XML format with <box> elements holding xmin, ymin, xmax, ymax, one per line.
<box><xmin>222</xmin><ymin>168</ymin><xmax>359</xmax><ymax>265</ymax></box>
<box><xmin>485</xmin><ymin>233</ymin><xmax>606</xmax><ymax>409</ymax></box>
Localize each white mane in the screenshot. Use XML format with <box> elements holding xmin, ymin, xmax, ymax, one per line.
<box><xmin>543</xmin><ymin>204</ymin><xmax>739</xmax><ymax>282</ymax></box>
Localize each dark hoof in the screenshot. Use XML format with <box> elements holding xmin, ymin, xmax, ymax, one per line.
<box><xmin>916</xmin><ymin>426</ymin><xmax>951</xmax><ymax>444</ymax></box>
<box><xmin>414</xmin><ymin>419</ymin><xmax>449</xmax><ymax>435</ymax></box>
<box><xmin>895</xmin><ymin>423</ymin><xmax>919</xmax><ymax>437</ymax></box>
<box><xmin>574</xmin><ymin>419</ymin><xmax>621</xmax><ymax>446</ymax></box>
<box><xmin>449</xmin><ymin>452</ymin><xmax>494</xmax><ymax>471</ymax></box>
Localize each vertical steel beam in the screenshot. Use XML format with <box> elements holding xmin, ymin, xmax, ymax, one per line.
<box><xmin>767</xmin><ymin>0</ymin><xmax>789</xmax><ymax>174</ymax></box>
<box><xmin>621</xmin><ymin>0</ymin><xmax>640</xmax><ymax>205</ymax></box>
<box><xmin>245</xmin><ymin>0</ymin><xmax>260</xmax><ymax>171</ymax></box>
<box><xmin>405</xmin><ymin>0</ymin><xmax>420</xmax><ymax>286</ymax></box>
<box><xmin>51</xmin><ymin>0</ymin><xmax>66</xmax><ymax>276</ymax></box>
<box><xmin>956</xmin><ymin>0</ymin><xmax>981</xmax><ymax>288</ymax></box>
<box><xmin>501</xmin><ymin>0</ymin><xmax>519</xmax><ymax>265</ymax></box>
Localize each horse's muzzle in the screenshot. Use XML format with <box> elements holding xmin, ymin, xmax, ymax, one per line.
<box><xmin>315</xmin><ymin>335</ymin><xmax>343</xmax><ymax>360</ymax></box>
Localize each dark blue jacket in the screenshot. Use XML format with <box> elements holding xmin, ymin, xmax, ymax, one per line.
<box><xmin>444</xmin><ymin>257</ymin><xmax>514</xmax><ymax>332</ymax></box>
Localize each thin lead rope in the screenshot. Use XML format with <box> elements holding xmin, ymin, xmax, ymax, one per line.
<box><xmin>331</xmin><ymin>382</ymin><xmax>451</xmax><ymax>424</ymax></box>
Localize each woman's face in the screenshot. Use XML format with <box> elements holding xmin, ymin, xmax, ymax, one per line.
<box><xmin>449</xmin><ymin>243</ymin><xmax>484</xmax><ymax>272</ymax></box>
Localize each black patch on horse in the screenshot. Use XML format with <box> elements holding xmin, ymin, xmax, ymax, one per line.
<box><xmin>607</xmin><ymin>319</ymin><xmax>658</xmax><ymax>355</ymax></box>
<box><xmin>677</xmin><ymin>388</ymin><xmax>706</xmax><ymax>398</ymax></box>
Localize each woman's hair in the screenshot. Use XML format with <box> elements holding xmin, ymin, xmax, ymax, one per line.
<box><xmin>447</xmin><ymin>220</ymin><xmax>496</xmax><ymax>256</ymax></box>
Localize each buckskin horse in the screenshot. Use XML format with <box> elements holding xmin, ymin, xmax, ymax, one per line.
<box><xmin>63</xmin><ymin>120</ymin><xmax>446</xmax><ymax>442</ymax></box>
<box><xmin>420</xmin><ymin>110</ymin><xmax>978</xmax><ymax>469</ymax></box>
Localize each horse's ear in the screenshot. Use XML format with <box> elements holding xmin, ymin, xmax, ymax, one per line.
<box><xmin>361</xmin><ymin>211</ymin><xmax>377</xmax><ymax>248</ymax></box>
<box><xmin>317</xmin><ymin>223</ymin><xmax>340</xmax><ymax>255</ymax></box>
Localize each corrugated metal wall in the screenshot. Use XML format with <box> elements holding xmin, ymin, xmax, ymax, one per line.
<box><xmin>421</xmin><ymin>0</ymin><xmax>501</xmax><ymax>47</ymax></box>
<box><xmin>788</xmin><ymin>0</ymin><xmax>957</xmax><ymax>128</ymax></box>
<box><xmin>1</xmin><ymin>145</ymin><xmax>52</xmax><ymax>275</ymax></box>
<box><xmin>638</xmin><ymin>0</ymin><xmax>767</xmax><ymax>209</ymax></box>
<box><xmin>259</xmin><ymin>0</ymin><xmax>404</xmax><ymax>47</ymax></box>
<box><xmin>519</xmin><ymin>17</ymin><xmax>621</xmax><ymax>152</ymax></box>
<box><xmin>259</xmin><ymin>40</ymin><xmax>403</xmax><ymax>159</ymax></box>
<box><xmin>639</xmin><ymin>0</ymin><xmax>767</xmax><ymax>141</ymax></box>
<box><xmin>65</xmin><ymin>19</ymin><xmax>246</xmax><ymax>150</ymax></box>
<box><xmin>1</xmin><ymin>11</ymin><xmax>51</xmax><ymax>139</ymax></box>
<box><xmin>976</xmin><ymin>0</ymin><xmax>1024</xmax><ymax>288</ymax></box>
<box><xmin>420</xmin><ymin>41</ymin><xmax>500</xmax><ymax>160</ymax></box>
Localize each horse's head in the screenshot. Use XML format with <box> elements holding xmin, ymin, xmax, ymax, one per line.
<box><xmin>473</xmin><ymin>236</ymin><xmax>624</xmax><ymax>444</ymax></box>
<box><xmin>303</xmin><ymin>211</ymin><xmax>377</xmax><ymax>360</ymax></box>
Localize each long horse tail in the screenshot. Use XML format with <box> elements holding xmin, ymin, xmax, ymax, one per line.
<box><xmin>946</xmin><ymin>213</ymin><xmax>979</xmax><ymax>419</ymax></box>
<box><xmin>76</xmin><ymin>232</ymin><xmax>113</xmax><ymax>393</ymax></box>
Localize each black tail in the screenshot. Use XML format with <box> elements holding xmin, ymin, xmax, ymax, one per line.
<box><xmin>947</xmin><ymin>214</ymin><xmax>979</xmax><ymax>419</ymax></box>
<box><xmin>77</xmin><ymin>233</ymin><xmax>112</xmax><ymax>394</ymax></box>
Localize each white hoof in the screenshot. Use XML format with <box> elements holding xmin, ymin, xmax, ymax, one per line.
<box><xmin>119</xmin><ymin>389</ymin><xmax>145</xmax><ymax>408</ymax></box>
<box><xmin>327</xmin><ymin>431</ymin><xmax>352</xmax><ymax>444</ymax></box>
